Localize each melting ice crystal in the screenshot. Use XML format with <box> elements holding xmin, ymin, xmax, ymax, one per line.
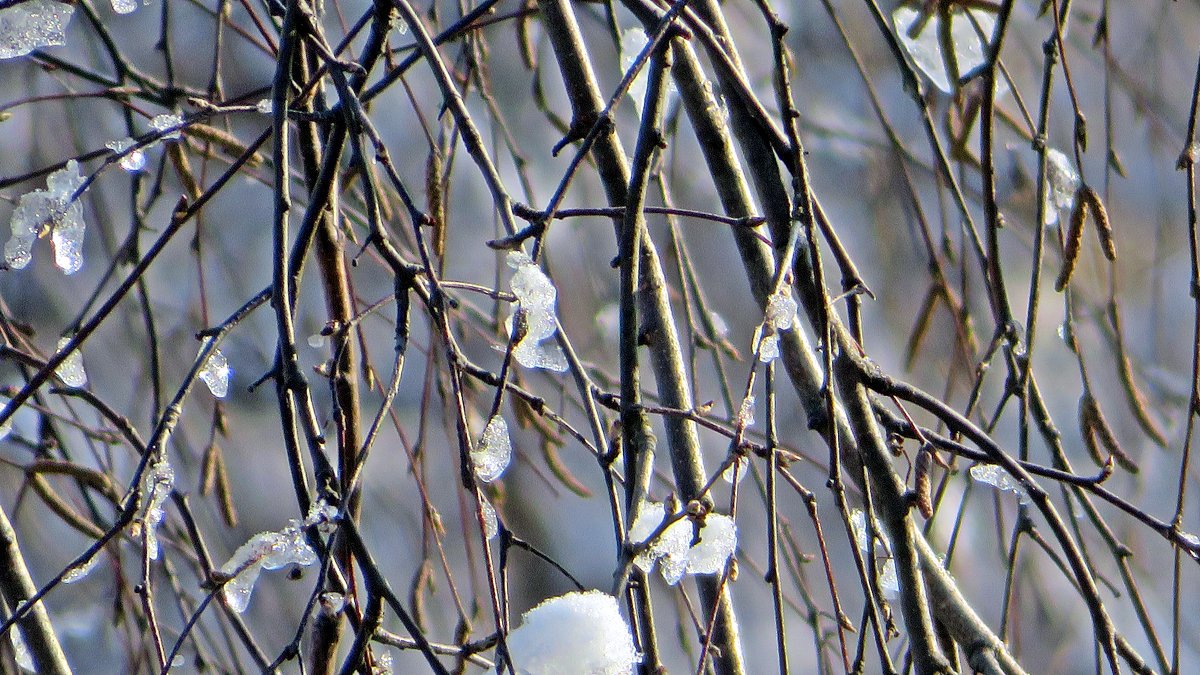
<box><xmin>219</xmin><ymin>500</ymin><xmax>333</xmax><ymax>613</ymax></box>
<box><xmin>506</xmin><ymin>252</ymin><xmax>568</xmax><ymax>372</ymax></box>
<box><xmin>969</xmin><ymin>463</ymin><xmax>1030</xmax><ymax>504</ymax></box>
<box><xmin>1043</xmin><ymin>148</ymin><xmax>1081</xmax><ymax>226</ymax></box>
<box><xmin>198</xmin><ymin>346</ymin><xmax>231</xmax><ymax>398</ymax></box>
<box><xmin>0</xmin><ymin>0</ymin><xmax>74</xmax><ymax>60</ymax></box>
<box><xmin>629</xmin><ymin>503</ymin><xmax>737</xmax><ymax>585</ymax></box>
<box><xmin>151</xmin><ymin>113</ymin><xmax>183</xmax><ymax>140</ymax></box>
<box><xmin>106</xmin><ymin>137</ymin><xmax>146</xmax><ymax>172</ymax></box>
<box><xmin>849</xmin><ymin>508</ymin><xmax>899</xmax><ymax>598</ymax></box>
<box><xmin>893</xmin><ymin>5</ymin><xmax>997</xmax><ymax>94</ymax></box>
<box><xmin>5</xmin><ymin>160</ymin><xmax>87</xmax><ymax>274</ymax></box>
<box><xmin>504</xmin><ymin>590</ymin><xmax>639</xmax><ymax>675</ymax></box>
<box><xmin>55</xmin><ymin>336</ymin><xmax>87</xmax><ymax>387</ymax></box>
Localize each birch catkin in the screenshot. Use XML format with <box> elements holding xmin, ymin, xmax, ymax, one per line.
<box><xmin>1056</xmin><ymin>189</ymin><xmax>1089</xmax><ymax>291</ymax></box>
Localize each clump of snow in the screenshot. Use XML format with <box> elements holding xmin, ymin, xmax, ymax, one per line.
<box><xmin>849</xmin><ymin>508</ymin><xmax>899</xmax><ymax>598</ymax></box>
<box><xmin>219</xmin><ymin>509</ymin><xmax>322</xmax><ymax>612</ymax></box>
<box><xmin>765</xmin><ymin>289</ymin><xmax>797</xmax><ymax>331</ymax></box>
<box><xmin>197</xmin><ymin>345</ymin><xmax>231</xmax><ymax>398</ymax></box>
<box><xmin>5</xmin><ymin>159</ymin><xmax>87</xmax><ymax>274</ymax></box>
<box><xmin>721</xmin><ymin>456</ymin><xmax>747</xmax><ymax>484</ymax></box>
<box><xmin>504</xmin><ymin>590</ymin><xmax>639</xmax><ymax>675</ymax></box>
<box><xmin>129</xmin><ymin>454</ymin><xmax>175</xmax><ymax>560</ymax></box>
<box><xmin>505</xmin><ymin>252</ymin><xmax>567</xmax><ymax>372</ymax></box>
<box><xmin>757</xmin><ymin>334</ymin><xmax>779</xmax><ymax>362</ymax></box>
<box><xmin>151</xmin><ymin>113</ymin><xmax>183</xmax><ymax>140</ymax></box>
<box><xmin>55</xmin><ymin>336</ymin><xmax>87</xmax><ymax>387</ymax></box>
<box><xmin>106</xmin><ymin>137</ymin><xmax>146</xmax><ymax>172</ymax></box>
<box><xmin>1043</xmin><ymin>148</ymin><xmax>1081</xmax><ymax>226</ymax></box>
<box><xmin>969</xmin><ymin>464</ymin><xmax>1030</xmax><ymax>504</ymax></box>
<box><xmin>481</xmin><ymin>498</ymin><xmax>498</xmax><ymax>540</ymax></box>
<box><xmin>472</xmin><ymin>414</ymin><xmax>512</xmax><ymax>483</ymax></box>
<box><xmin>736</xmin><ymin>395</ymin><xmax>756</xmax><ymax>428</ymax></box>
<box><xmin>629</xmin><ymin>503</ymin><xmax>737</xmax><ymax>584</ymax></box>
<box><xmin>893</xmin><ymin>5</ymin><xmax>997</xmax><ymax>94</ymax></box>
<box><xmin>256</xmin><ymin>99</ymin><xmax>273</xmax><ymax>115</ymax></box>
<box><xmin>0</xmin><ymin>0</ymin><xmax>74</xmax><ymax>60</ymax></box>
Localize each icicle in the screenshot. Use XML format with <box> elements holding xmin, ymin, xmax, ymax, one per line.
<box><xmin>9</xmin><ymin>628</ymin><xmax>33</xmax><ymax>672</ymax></box>
<box><xmin>220</xmin><ymin>519</ymin><xmax>317</xmax><ymax>613</ymax></box>
<box><xmin>5</xmin><ymin>160</ymin><xmax>87</xmax><ymax>273</ymax></box>
<box><xmin>138</xmin><ymin>455</ymin><xmax>175</xmax><ymax>560</ymax></box>
<box><xmin>0</xmin><ymin>0</ymin><xmax>74</xmax><ymax>59</ymax></box>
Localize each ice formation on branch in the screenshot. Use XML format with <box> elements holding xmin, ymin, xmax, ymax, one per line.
<box><xmin>969</xmin><ymin>464</ymin><xmax>1031</xmax><ymax>504</ymax></box>
<box><xmin>151</xmin><ymin>113</ymin><xmax>183</xmax><ymax>140</ymax></box>
<box><xmin>736</xmin><ymin>395</ymin><xmax>756</xmax><ymax>428</ymax></box>
<box><xmin>0</xmin><ymin>0</ymin><xmax>74</xmax><ymax>59</ymax></box>
<box><xmin>757</xmin><ymin>334</ymin><xmax>780</xmax><ymax>362</ymax></box>
<box><xmin>55</xmin><ymin>336</ymin><xmax>87</xmax><ymax>387</ymax></box>
<box><xmin>481</xmin><ymin>498</ymin><xmax>498</xmax><ymax>540</ymax></box>
<box><xmin>619</xmin><ymin>27</ymin><xmax>649</xmax><ymax>114</ymax></box>
<box><xmin>110</xmin><ymin>0</ymin><xmax>137</xmax><ymax>14</ymax></box>
<box><xmin>472</xmin><ymin>414</ymin><xmax>512</xmax><ymax>483</ymax></box>
<box><xmin>62</xmin><ymin>552</ymin><xmax>101</xmax><ymax>583</ymax></box>
<box><xmin>629</xmin><ymin>503</ymin><xmax>737</xmax><ymax>584</ymax></box>
<box><xmin>849</xmin><ymin>508</ymin><xmax>899</xmax><ymax>598</ymax></box>
<box><xmin>5</xmin><ymin>160</ymin><xmax>87</xmax><ymax>274</ymax></box>
<box><xmin>893</xmin><ymin>5</ymin><xmax>997</xmax><ymax>94</ymax></box>
<box><xmin>197</xmin><ymin>346</ymin><xmax>231</xmax><ymax>398</ymax></box>
<box><xmin>505</xmin><ymin>252</ymin><xmax>568</xmax><ymax>372</ymax></box>
<box><xmin>218</xmin><ymin>500</ymin><xmax>335</xmax><ymax>613</ymax></box>
<box><xmin>135</xmin><ymin>454</ymin><xmax>174</xmax><ymax>560</ymax></box>
<box><xmin>106</xmin><ymin>137</ymin><xmax>146</xmax><ymax>173</ymax></box>
<box><xmin>9</xmin><ymin>627</ymin><xmax>33</xmax><ymax>672</ymax></box>
<box><xmin>255</xmin><ymin>99</ymin><xmax>273</xmax><ymax>115</ymax></box>
<box><xmin>1043</xmin><ymin>148</ymin><xmax>1081</xmax><ymax>226</ymax></box>
<box><xmin>765</xmin><ymin>289</ymin><xmax>797</xmax><ymax>332</ymax></box>
<box><xmin>503</xmin><ymin>590</ymin><xmax>640</xmax><ymax>675</ymax></box>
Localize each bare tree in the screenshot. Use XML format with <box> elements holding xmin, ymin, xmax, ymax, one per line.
<box><xmin>1</xmin><ymin>0</ymin><xmax>1198</xmax><ymax>673</ymax></box>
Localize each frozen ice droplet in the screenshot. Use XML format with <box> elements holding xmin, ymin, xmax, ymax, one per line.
<box><xmin>736</xmin><ymin>395</ymin><xmax>756</xmax><ymax>427</ymax></box>
<box><xmin>6</xmin><ymin>159</ymin><xmax>87</xmax><ymax>273</ymax></box>
<box><xmin>504</xmin><ymin>591</ymin><xmax>640</xmax><ymax>675</ymax></box>
<box><xmin>758</xmin><ymin>334</ymin><xmax>780</xmax><ymax>362</ymax></box>
<box><xmin>0</xmin><ymin>0</ymin><xmax>75</xmax><ymax>60</ymax></box>
<box><xmin>9</xmin><ymin>627</ymin><xmax>33</xmax><ymax>672</ymax></box>
<box><xmin>721</xmin><ymin>456</ymin><xmax>747</xmax><ymax>484</ymax></box>
<box><xmin>765</xmin><ymin>289</ymin><xmax>797</xmax><ymax>331</ymax></box>
<box><xmin>110</xmin><ymin>0</ymin><xmax>137</xmax><ymax>13</ymax></box>
<box><xmin>139</xmin><ymin>455</ymin><xmax>174</xmax><ymax>559</ymax></box>
<box><xmin>50</xmin><ymin>200</ymin><xmax>84</xmax><ymax>274</ymax></box>
<box><xmin>197</xmin><ymin>346</ymin><xmax>231</xmax><ymax>398</ymax></box>
<box><xmin>505</xmin><ymin>251</ymin><xmax>568</xmax><ymax>372</ymax></box>
<box><xmin>472</xmin><ymin>415</ymin><xmax>512</xmax><ymax>482</ymax></box>
<box><xmin>481</xmin><ymin>498</ymin><xmax>498</xmax><ymax>540</ymax></box>
<box><xmin>220</xmin><ymin>521</ymin><xmax>318</xmax><ymax>613</ymax></box>
<box><xmin>63</xmin><ymin>553</ymin><xmax>101</xmax><ymax>583</ymax></box>
<box><xmin>969</xmin><ymin>463</ymin><xmax>1030</xmax><ymax>504</ymax></box>
<box><xmin>106</xmin><ymin>137</ymin><xmax>146</xmax><ymax>172</ymax></box>
<box><xmin>55</xmin><ymin>336</ymin><xmax>87</xmax><ymax>387</ymax></box>
<box><xmin>619</xmin><ymin>27</ymin><xmax>649</xmax><ymax>113</ymax></box>
<box><xmin>893</xmin><ymin>5</ymin><xmax>996</xmax><ymax>94</ymax></box>
<box><xmin>1043</xmin><ymin>148</ymin><xmax>1080</xmax><ymax>227</ymax></box>
<box><xmin>256</xmin><ymin>98</ymin><xmax>273</xmax><ymax>115</ymax></box>
<box><xmin>151</xmin><ymin>113</ymin><xmax>183</xmax><ymax>140</ymax></box>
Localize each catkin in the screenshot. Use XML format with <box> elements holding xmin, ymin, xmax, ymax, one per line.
<box><xmin>1055</xmin><ymin>189</ymin><xmax>1089</xmax><ymax>292</ymax></box>
<box><xmin>1081</xmin><ymin>184</ymin><xmax>1116</xmax><ymax>261</ymax></box>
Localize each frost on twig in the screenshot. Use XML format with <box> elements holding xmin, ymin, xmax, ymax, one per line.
<box><xmin>893</xmin><ymin>5</ymin><xmax>997</xmax><ymax>94</ymax></box>
<box><xmin>504</xmin><ymin>251</ymin><xmax>568</xmax><ymax>372</ymax></box>
<box><xmin>849</xmin><ymin>508</ymin><xmax>899</xmax><ymax>598</ymax></box>
<box><xmin>756</xmin><ymin>287</ymin><xmax>796</xmax><ymax>363</ymax></box>
<box><xmin>62</xmin><ymin>552</ymin><xmax>101</xmax><ymax>584</ymax></box>
<box><xmin>969</xmin><ymin>463</ymin><xmax>1031</xmax><ymax>504</ymax></box>
<box><xmin>629</xmin><ymin>503</ymin><xmax>737</xmax><ymax>585</ymax></box>
<box><xmin>55</xmin><ymin>336</ymin><xmax>87</xmax><ymax>387</ymax></box>
<box><xmin>150</xmin><ymin>113</ymin><xmax>183</xmax><ymax>140</ymax></box>
<box><xmin>197</xmin><ymin>345</ymin><xmax>231</xmax><ymax>398</ymax></box>
<box><xmin>481</xmin><ymin>498</ymin><xmax>498</xmax><ymax>540</ymax></box>
<box><xmin>218</xmin><ymin>500</ymin><xmax>336</xmax><ymax>613</ymax></box>
<box><xmin>0</xmin><ymin>0</ymin><xmax>74</xmax><ymax>60</ymax></box>
<box><xmin>1043</xmin><ymin>148</ymin><xmax>1081</xmax><ymax>227</ymax></box>
<box><xmin>5</xmin><ymin>159</ymin><xmax>88</xmax><ymax>274</ymax></box>
<box><xmin>132</xmin><ymin>454</ymin><xmax>175</xmax><ymax>560</ymax></box>
<box><xmin>471</xmin><ymin>414</ymin><xmax>512</xmax><ymax>483</ymax></box>
<box><xmin>504</xmin><ymin>590</ymin><xmax>640</xmax><ymax>675</ymax></box>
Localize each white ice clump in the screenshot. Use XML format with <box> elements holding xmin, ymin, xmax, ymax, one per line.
<box><xmin>219</xmin><ymin>506</ymin><xmax>327</xmax><ymax>613</ymax></box>
<box><xmin>55</xmin><ymin>336</ymin><xmax>87</xmax><ymax>387</ymax></box>
<box><xmin>106</xmin><ymin>137</ymin><xmax>146</xmax><ymax>172</ymax></box>
<box><xmin>372</xmin><ymin>651</ymin><xmax>394</xmax><ymax>675</ymax></box>
<box><xmin>721</xmin><ymin>456</ymin><xmax>747</xmax><ymax>484</ymax></box>
<box><xmin>62</xmin><ymin>552</ymin><xmax>101</xmax><ymax>583</ymax></box>
<box><xmin>629</xmin><ymin>503</ymin><xmax>736</xmax><ymax>584</ymax></box>
<box><xmin>9</xmin><ymin>627</ymin><xmax>33</xmax><ymax>672</ymax></box>
<box><xmin>472</xmin><ymin>415</ymin><xmax>512</xmax><ymax>483</ymax></box>
<box><xmin>110</xmin><ymin>0</ymin><xmax>137</xmax><ymax>13</ymax></box>
<box><xmin>151</xmin><ymin>113</ymin><xmax>182</xmax><ymax>140</ymax></box>
<box><xmin>765</xmin><ymin>289</ymin><xmax>797</xmax><ymax>331</ymax></box>
<box><xmin>684</xmin><ymin>514</ymin><xmax>737</xmax><ymax>575</ymax></box>
<box><xmin>757</xmin><ymin>334</ymin><xmax>779</xmax><ymax>362</ymax></box>
<box><xmin>136</xmin><ymin>454</ymin><xmax>174</xmax><ymax>560</ymax></box>
<box><xmin>0</xmin><ymin>0</ymin><xmax>74</xmax><ymax>59</ymax></box>
<box><xmin>893</xmin><ymin>5</ymin><xmax>997</xmax><ymax>94</ymax></box>
<box><xmin>481</xmin><ymin>498</ymin><xmax>498</xmax><ymax>540</ymax></box>
<box><xmin>736</xmin><ymin>395</ymin><xmax>756</xmax><ymax>428</ymax></box>
<box><xmin>1043</xmin><ymin>148</ymin><xmax>1081</xmax><ymax>226</ymax></box>
<box><xmin>849</xmin><ymin>508</ymin><xmax>899</xmax><ymax>599</ymax></box>
<box><xmin>505</xmin><ymin>251</ymin><xmax>568</xmax><ymax>372</ymax></box>
<box><xmin>198</xmin><ymin>346</ymin><xmax>231</xmax><ymax>398</ymax></box>
<box><xmin>969</xmin><ymin>464</ymin><xmax>1031</xmax><ymax>504</ymax></box>
<box><xmin>6</xmin><ymin>159</ymin><xmax>87</xmax><ymax>274</ymax></box>
<box><xmin>503</xmin><ymin>590</ymin><xmax>640</xmax><ymax>675</ymax></box>
<box><xmin>619</xmin><ymin>27</ymin><xmax>649</xmax><ymax>113</ymax></box>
